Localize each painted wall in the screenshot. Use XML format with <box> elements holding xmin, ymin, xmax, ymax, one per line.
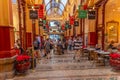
<box><xmin>105</xmin><ymin>0</ymin><xmax>120</xmax><ymax>45</ymax></box>
<box><xmin>0</xmin><ymin>0</ymin><xmax>14</xmax><ymax>51</ymax></box>
<box><xmin>0</xmin><ymin>0</ymin><xmax>13</xmax><ymax>26</ymax></box>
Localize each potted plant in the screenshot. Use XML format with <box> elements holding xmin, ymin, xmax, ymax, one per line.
<box><xmin>26</xmin><ymin>48</ymin><xmax>36</xmax><ymax>69</ymax></box>
<box><xmin>15</xmin><ymin>54</ymin><xmax>31</xmax><ymax>73</ymax></box>
<box><xmin>109</xmin><ymin>53</ymin><xmax>120</xmax><ymax>70</ymax></box>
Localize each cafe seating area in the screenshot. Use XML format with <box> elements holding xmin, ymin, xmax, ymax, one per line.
<box><xmin>80</xmin><ymin>46</ymin><xmax>120</xmax><ymax>70</ymax></box>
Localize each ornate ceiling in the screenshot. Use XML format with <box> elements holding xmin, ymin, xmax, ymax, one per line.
<box><xmin>45</xmin><ymin>0</ymin><xmax>68</xmax><ymax>15</ymax></box>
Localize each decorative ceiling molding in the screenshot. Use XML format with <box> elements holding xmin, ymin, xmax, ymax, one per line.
<box><xmin>45</xmin><ymin>0</ymin><xmax>67</xmax><ymax>15</ymax></box>
<box><xmin>46</xmin><ymin>6</ymin><xmax>63</xmax><ymax>15</ymax></box>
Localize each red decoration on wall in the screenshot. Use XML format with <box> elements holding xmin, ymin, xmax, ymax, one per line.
<box><xmin>46</xmin><ymin>25</ymin><xmax>49</xmax><ymax>30</ymax></box>
<box><xmin>88</xmin><ymin>32</ymin><xmax>97</xmax><ymax>45</ymax></box>
<box><xmin>38</xmin><ymin>4</ymin><xmax>44</xmax><ymax>19</ymax></box>
<box><xmin>26</xmin><ymin>33</ymin><xmax>32</xmax><ymax>47</ymax></box>
<box><xmin>0</xmin><ymin>26</ymin><xmax>14</xmax><ymax>51</ymax></box>
<box><xmin>61</xmin><ymin>24</ymin><xmax>65</xmax><ymax>30</ymax></box>
<box><xmin>69</xmin><ymin>15</ymin><xmax>75</xmax><ymax>25</ymax></box>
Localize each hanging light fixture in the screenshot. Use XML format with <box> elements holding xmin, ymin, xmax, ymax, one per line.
<box><xmin>56</xmin><ymin>0</ymin><xmax>59</xmax><ymax>3</ymax></box>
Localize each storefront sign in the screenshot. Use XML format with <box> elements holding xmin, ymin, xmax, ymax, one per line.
<box><xmin>65</xmin><ymin>21</ymin><xmax>69</xmax><ymax>29</ymax></box>
<box><xmin>38</xmin><ymin>20</ymin><xmax>43</xmax><ymax>26</ymax></box>
<box><xmin>69</xmin><ymin>25</ymin><xmax>71</xmax><ymax>29</ymax></box>
<box><xmin>88</xmin><ymin>10</ymin><xmax>96</xmax><ymax>19</ymax></box>
<box><xmin>29</xmin><ymin>10</ymin><xmax>38</xmax><ymax>19</ymax></box>
<box><xmin>65</xmin><ymin>24</ymin><xmax>69</xmax><ymax>29</ymax></box>
<box><xmin>74</xmin><ymin>21</ymin><xmax>79</xmax><ymax>26</ymax></box>
<box><xmin>43</xmin><ymin>20</ymin><xmax>46</xmax><ymax>24</ymax></box>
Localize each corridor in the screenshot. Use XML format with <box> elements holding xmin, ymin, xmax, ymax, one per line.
<box><xmin>1</xmin><ymin>0</ymin><xmax>120</xmax><ymax>80</ymax></box>
<box><xmin>13</xmin><ymin>50</ymin><xmax>119</xmax><ymax>80</ymax></box>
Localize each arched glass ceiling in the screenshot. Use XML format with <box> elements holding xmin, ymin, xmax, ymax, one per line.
<box><xmin>47</xmin><ymin>9</ymin><xmax>51</xmax><ymax>14</ymax></box>
<box><xmin>61</xmin><ymin>0</ymin><xmax>68</xmax><ymax>6</ymax></box>
<box><xmin>12</xmin><ymin>0</ymin><xmax>16</xmax><ymax>3</ymax></box>
<box><xmin>59</xmin><ymin>3</ymin><xmax>64</xmax><ymax>10</ymax></box>
<box><xmin>45</xmin><ymin>0</ymin><xmax>50</xmax><ymax>5</ymax></box>
<box><xmin>44</xmin><ymin>0</ymin><xmax>68</xmax><ymax>15</ymax></box>
<box><xmin>46</xmin><ymin>3</ymin><xmax>50</xmax><ymax>11</ymax></box>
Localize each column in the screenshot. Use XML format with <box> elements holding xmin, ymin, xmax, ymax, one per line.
<box><xmin>0</xmin><ymin>0</ymin><xmax>14</xmax><ymax>51</ymax></box>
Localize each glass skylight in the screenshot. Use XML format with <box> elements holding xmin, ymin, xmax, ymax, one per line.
<box><xmin>44</xmin><ymin>0</ymin><xmax>68</xmax><ymax>15</ymax></box>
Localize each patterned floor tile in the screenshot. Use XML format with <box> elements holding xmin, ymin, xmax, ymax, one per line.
<box><xmin>13</xmin><ymin>50</ymin><xmax>120</xmax><ymax>80</ymax></box>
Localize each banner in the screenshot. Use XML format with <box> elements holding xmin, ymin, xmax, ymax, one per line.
<box><xmin>78</xmin><ymin>10</ymin><xmax>87</xmax><ymax>18</ymax></box>
<box><xmin>78</xmin><ymin>5</ymin><xmax>87</xmax><ymax>19</ymax></box>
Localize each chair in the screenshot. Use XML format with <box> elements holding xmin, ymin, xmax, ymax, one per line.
<box><xmin>91</xmin><ymin>51</ymin><xmax>104</xmax><ymax>67</ymax></box>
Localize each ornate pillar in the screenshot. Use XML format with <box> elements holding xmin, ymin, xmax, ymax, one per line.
<box><xmin>18</xmin><ymin>0</ymin><xmax>22</xmax><ymax>48</ymax></box>
<box><xmin>102</xmin><ymin>0</ymin><xmax>108</xmax><ymax>49</ymax></box>
<box><xmin>83</xmin><ymin>19</ymin><xmax>85</xmax><ymax>46</ymax></box>
<box><xmin>0</xmin><ymin>0</ymin><xmax>16</xmax><ymax>79</ymax></box>
<box><xmin>18</xmin><ymin>0</ymin><xmax>27</xmax><ymax>50</ymax></box>
<box><xmin>22</xmin><ymin>0</ymin><xmax>27</xmax><ymax>50</ymax></box>
<box><xmin>95</xmin><ymin>0</ymin><xmax>108</xmax><ymax>49</ymax></box>
<box><xmin>0</xmin><ymin>0</ymin><xmax>14</xmax><ymax>51</ymax></box>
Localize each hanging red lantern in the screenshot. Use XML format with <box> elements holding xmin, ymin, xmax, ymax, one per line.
<box><xmin>38</xmin><ymin>4</ymin><xmax>44</xmax><ymax>19</ymax></box>
<box><xmin>83</xmin><ymin>4</ymin><xmax>88</xmax><ymax>10</ymax></box>
<box><xmin>61</xmin><ymin>24</ymin><xmax>65</xmax><ymax>30</ymax></box>
<box><xmin>69</xmin><ymin>15</ymin><xmax>75</xmax><ymax>25</ymax></box>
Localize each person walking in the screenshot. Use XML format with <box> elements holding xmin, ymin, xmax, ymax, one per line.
<box><xmin>73</xmin><ymin>36</ymin><xmax>82</xmax><ymax>61</ymax></box>
<box><xmin>68</xmin><ymin>37</ymin><xmax>73</xmax><ymax>51</ymax></box>
<box><xmin>33</xmin><ymin>37</ymin><xmax>41</xmax><ymax>63</ymax></box>
<box><xmin>57</xmin><ymin>39</ymin><xmax>63</xmax><ymax>55</ymax></box>
<box><xmin>44</xmin><ymin>38</ymin><xmax>51</xmax><ymax>59</ymax></box>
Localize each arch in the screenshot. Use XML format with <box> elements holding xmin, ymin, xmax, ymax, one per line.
<box><xmin>44</xmin><ymin>0</ymin><xmax>67</xmax><ymax>13</ymax></box>
<box><xmin>45</xmin><ymin>0</ymin><xmax>65</xmax><ymax>9</ymax></box>
<box><xmin>46</xmin><ymin>6</ymin><xmax>63</xmax><ymax>15</ymax></box>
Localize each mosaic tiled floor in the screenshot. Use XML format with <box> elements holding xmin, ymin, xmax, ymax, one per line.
<box><xmin>12</xmin><ymin>50</ymin><xmax>120</xmax><ymax>80</ymax></box>
<box><xmin>13</xmin><ymin>75</ymin><xmax>120</xmax><ymax>80</ymax></box>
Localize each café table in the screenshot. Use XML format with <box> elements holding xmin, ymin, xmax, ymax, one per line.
<box><xmin>97</xmin><ymin>51</ymin><xmax>110</xmax><ymax>66</ymax></box>
<box><xmin>86</xmin><ymin>48</ymin><xmax>95</xmax><ymax>60</ymax></box>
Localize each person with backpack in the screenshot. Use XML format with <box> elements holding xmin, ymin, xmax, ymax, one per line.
<box><xmin>44</xmin><ymin>38</ymin><xmax>51</xmax><ymax>59</ymax></box>
<box><xmin>33</xmin><ymin>37</ymin><xmax>41</xmax><ymax>61</ymax></box>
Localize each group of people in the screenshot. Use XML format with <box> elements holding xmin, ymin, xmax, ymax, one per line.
<box><xmin>14</xmin><ymin>35</ymin><xmax>83</xmax><ymax>62</ymax></box>
<box><xmin>33</xmin><ymin>37</ymin><xmax>67</xmax><ymax>59</ymax></box>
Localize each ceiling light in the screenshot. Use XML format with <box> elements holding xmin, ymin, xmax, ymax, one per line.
<box><xmin>32</xmin><ymin>6</ymin><xmax>35</xmax><ymax>10</ymax></box>
<box><xmin>56</xmin><ymin>0</ymin><xmax>59</xmax><ymax>3</ymax></box>
<box><xmin>113</xmin><ymin>9</ymin><xmax>115</xmax><ymax>11</ymax></box>
<box><xmin>117</xmin><ymin>7</ymin><xmax>120</xmax><ymax>10</ymax></box>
